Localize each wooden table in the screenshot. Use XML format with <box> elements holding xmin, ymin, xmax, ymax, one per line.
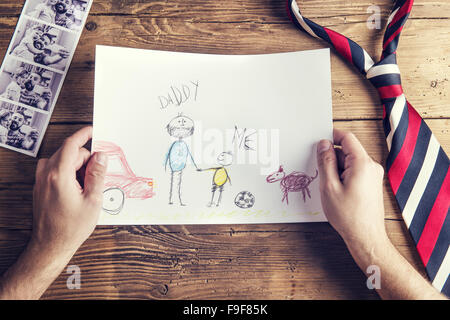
<box><xmin>0</xmin><ymin>0</ymin><xmax>448</xmax><ymax>300</ymax></box>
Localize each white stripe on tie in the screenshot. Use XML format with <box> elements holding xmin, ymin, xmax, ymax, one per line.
<box><xmin>387</xmin><ymin>7</ymin><xmax>400</xmax><ymax>27</ymax></box>
<box><xmin>402</xmin><ymin>134</ymin><xmax>441</xmax><ymax>227</ymax></box>
<box><xmin>291</xmin><ymin>1</ymin><xmax>319</xmax><ymax>38</ymax></box>
<box><xmin>363</xmin><ymin>50</ymin><xmax>375</xmax><ymax>73</ymax></box>
<box><xmin>432</xmin><ymin>245</ymin><xmax>450</xmax><ymax>291</ymax></box>
<box><xmin>366</xmin><ymin>64</ymin><xmax>400</xmax><ymax>79</ymax></box>
<box><xmin>386</xmin><ymin>94</ymin><xmax>406</xmax><ymax>151</ymax></box>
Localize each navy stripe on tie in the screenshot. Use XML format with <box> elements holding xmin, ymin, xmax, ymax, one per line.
<box><xmin>425</xmin><ymin>209</ymin><xmax>449</xmax><ymax>281</ymax></box>
<box><xmin>386</xmin><ymin>103</ymin><xmax>409</xmax><ymax>171</ymax></box>
<box><xmin>376</xmin><ymin>52</ymin><xmax>397</xmax><ymax>66</ymax></box>
<box><xmin>409</xmin><ymin>148</ymin><xmax>449</xmax><ymax>243</ymax></box>
<box><xmin>369</xmin><ymin>73</ymin><xmax>402</xmax><ymax>88</ymax></box>
<box><xmin>307</xmin><ymin>19</ymin><xmax>331</xmax><ymax>43</ymax></box>
<box><xmin>383</xmin><ymin>98</ymin><xmax>397</xmax><ymax>119</ymax></box>
<box><xmin>349</xmin><ymin>39</ymin><xmax>366</xmax><ymax>75</ymax></box>
<box><xmin>396</xmin><ymin>121</ymin><xmax>431</xmax><ymax>210</ymax></box>
<box><xmin>384</xmin><ymin>33</ymin><xmax>402</xmax><ymax>55</ymax></box>
<box><xmin>383</xmin><ymin>13</ymin><xmax>410</xmax><ymax>46</ymax></box>
<box><xmin>442</xmin><ymin>276</ymin><xmax>450</xmax><ymax>297</ymax></box>
<box><xmin>382</xmin><ymin>113</ymin><xmax>391</xmax><ymax>138</ymax></box>
<box><xmin>392</xmin><ymin>0</ymin><xmax>408</xmax><ymax>11</ymax></box>
<box><xmin>382</xmin><ymin>99</ymin><xmax>398</xmax><ymax>138</ymax></box>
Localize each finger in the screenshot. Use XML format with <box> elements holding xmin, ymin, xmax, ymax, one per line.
<box><xmin>75</xmin><ymin>148</ymin><xmax>91</xmax><ymax>171</ymax></box>
<box><xmin>77</xmin><ymin>165</ymin><xmax>87</xmax><ymax>189</ymax></box>
<box><xmin>333</xmin><ymin>129</ymin><xmax>368</xmax><ymax>158</ymax></box>
<box><xmin>317</xmin><ymin>140</ymin><xmax>342</xmax><ymax>191</ymax></box>
<box><xmin>35</xmin><ymin>158</ymin><xmax>48</xmax><ymax>180</ymax></box>
<box><xmin>335</xmin><ymin>147</ymin><xmax>346</xmax><ymax>170</ymax></box>
<box><xmin>63</xmin><ymin>126</ymin><xmax>93</xmax><ymax>150</ymax></box>
<box><xmin>83</xmin><ymin>152</ymin><xmax>108</xmax><ymax>203</ymax></box>
<box><xmin>59</xmin><ymin>126</ymin><xmax>93</xmax><ymax>168</ymax></box>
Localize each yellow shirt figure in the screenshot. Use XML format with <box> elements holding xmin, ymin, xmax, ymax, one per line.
<box><xmin>199</xmin><ymin>151</ymin><xmax>233</xmax><ymax>207</ymax></box>
<box><xmin>213</xmin><ymin>167</ymin><xmax>230</xmax><ymax>187</ymax></box>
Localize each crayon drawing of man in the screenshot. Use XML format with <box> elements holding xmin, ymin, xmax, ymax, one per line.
<box><xmin>164</xmin><ymin>113</ymin><xmax>198</xmax><ymax>206</ymax></box>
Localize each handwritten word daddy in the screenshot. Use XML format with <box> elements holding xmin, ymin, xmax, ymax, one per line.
<box><xmin>158</xmin><ymin>81</ymin><xmax>199</xmax><ymax>109</ymax></box>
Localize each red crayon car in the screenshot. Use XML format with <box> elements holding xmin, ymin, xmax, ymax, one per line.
<box><xmin>94</xmin><ymin>141</ymin><xmax>155</xmax><ymax>215</ymax></box>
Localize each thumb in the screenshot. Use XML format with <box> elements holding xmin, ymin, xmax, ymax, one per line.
<box><xmin>316</xmin><ymin>140</ymin><xmax>341</xmax><ymax>191</ymax></box>
<box><xmin>83</xmin><ymin>152</ymin><xmax>108</xmax><ymax>202</ymax></box>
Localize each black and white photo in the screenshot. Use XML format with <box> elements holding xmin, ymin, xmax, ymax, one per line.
<box><xmin>0</xmin><ymin>101</ymin><xmax>47</xmax><ymax>154</ymax></box>
<box><xmin>9</xmin><ymin>17</ymin><xmax>77</xmax><ymax>71</ymax></box>
<box><xmin>0</xmin><ymin>58</ymin><xmax>62</xmax><ymax>111</ymax></box>
<box><xmin>0</xmin><ymin>0</ymin><xmax>92</xmax><ymax>156</ymax></box>
<box><xmin>25</xmin><ymin>0</ymin><xmax>92</xmax><ymax>31</ymax></box>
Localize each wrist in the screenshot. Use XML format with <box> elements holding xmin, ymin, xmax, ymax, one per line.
<box><xmin>28</xmin><ymin>235</ymin><xmax>78</xmax><ymax>267</ymax></box>
<box><xmin>0</xmin><ymin>238</ymin><xmax>75</xmax><ymax>299</ymax></box>
<box><xmin>343</xmin><ymin>231</ymin><xmax>393</xmax><ymax>271</ymax></box>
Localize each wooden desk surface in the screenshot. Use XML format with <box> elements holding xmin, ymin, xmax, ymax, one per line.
<box><xmin>0</xmin><ymin>0</ymin><xmax>448</xmax><ymax>299</ymax></box>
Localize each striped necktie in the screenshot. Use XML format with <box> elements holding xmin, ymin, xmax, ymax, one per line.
<box><xmin>287</xmin><ymin>0</ymin><xmax>449</xmax><ymax>295</ymax></box>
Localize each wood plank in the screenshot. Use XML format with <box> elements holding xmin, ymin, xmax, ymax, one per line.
<box><xmin>1</xmin><ymin>0</ymin><xmax>449</xmax><ymax>20</ymax></box>
<box><xmin>0</xmin><ymin>219</ymin><xmax>425</xmax><ymax>300</ymax></box>
<box><xmin>0</xmin><ymin>10</ymin><xmax>449</xmax><ymax>122</ymax></box>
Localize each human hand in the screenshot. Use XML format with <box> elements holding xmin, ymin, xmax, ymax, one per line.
<box><xmin>31</xmin><ymin>126</ymin><xmax>108</xmax><ymax>257</ymax></box>
<box><xmin>0</xmin><ymin>127</ymin><xmax>108</xmax><ymax>299</ymax></box>
<box><xmin>316</xmin><ymin>129</ymin><xmax>387</xmax><ymax>248</ymax></box>
<box><xmin>58</xmin><ymin>48</ymin><xmax>70</xmax><ymax>59</ymax></box>
<box><xmin>315</xmin><ymin>129</ymin><xmax>448</xmax><ymax>300</ymax></box>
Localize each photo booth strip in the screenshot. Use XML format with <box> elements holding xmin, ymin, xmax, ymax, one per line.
<box><xmin>0</xmin><ymin>0</ymin><xmax>93</xmax><ymax>157</ymax></box>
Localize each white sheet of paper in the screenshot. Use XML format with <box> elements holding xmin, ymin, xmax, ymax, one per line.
<box><xmin>93</xmin><ymin>45</ymin><xmax>333</xmax><ymax>225</ymax></box>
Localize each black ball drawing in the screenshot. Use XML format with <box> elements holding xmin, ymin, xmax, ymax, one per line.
<box><xmin>234</xmin><ymin>191</ymin><xmax>255</xmax><ymax>209</ymax></box>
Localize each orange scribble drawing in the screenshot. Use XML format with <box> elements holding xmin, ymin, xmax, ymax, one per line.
<box><xmin>94</xmin><ymin>141</ymin><xmax>155</xmax><ymax>215</ymax></box>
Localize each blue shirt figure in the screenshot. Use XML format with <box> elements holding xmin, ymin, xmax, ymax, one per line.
<box><xmin>165</xmin><ymin>114</ymin><xmax>198</xmax><ymax>206</ymax></box>
<box><xmin>165</xmin><ymin>140</ymin><xmax>196</xmax><ymax>172</ymax></box>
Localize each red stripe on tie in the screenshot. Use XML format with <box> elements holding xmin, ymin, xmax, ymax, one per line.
<box><xmin>324</xmin><ymin>27</ymin><xmax>352</xmax><ymax>64</ymax></box>
<box><xmin>286</xmin><ymin>0</ymin><xmax>294</xmax><ymax>23</ymax></box>
<box><xmin>417</xmin><ymin>168</ymin><xmax>450</xmax><ymax>266</ymax></box>
<box><xmin>388</xmin><ymin>0</ymin><xmax>414</xmax><ymax>27</ymax></box>
<box><xmin>377</xmin><ymin>85</ymin><xmax>404</xmax><ymax>100</ymax></box>
<box><xmin>388</xmin><ymin>102</ymin><xmax>422</xmax><ymax>194</ymax></box>
<box><xmin>383</xmin><ymin>25</ymin><xmax>404</xmax><ymax>51</ymax></box>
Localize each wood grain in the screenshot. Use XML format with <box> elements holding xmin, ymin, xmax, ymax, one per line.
<box><xmin>1</xmin><ymin>0</ymin><xmax>450</xmax><ymax>19</ymax></box>
<box><xmin>0</xmin><ymin>2</ymin><xmax>449</xmax><ymax>121</ymax></box>
<box><xmin>0</xmin><ymin>220</ymin><xmax>426</xmax><ymax>300</ymax></box>
<box><xmin>0</xmin><ymin>0</ymin><xmax>448</xmax><ymax>299</ymax></box>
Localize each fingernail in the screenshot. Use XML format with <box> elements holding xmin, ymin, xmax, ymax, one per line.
<box><xmin>317</xmin><ymin>140</ymin><xmax>332</xmax><ymax>154</ymax></box>
<box><xmin>95</xmin><ymin>152</ymin><xmax>108</xmax><ymax>166</ymax></box>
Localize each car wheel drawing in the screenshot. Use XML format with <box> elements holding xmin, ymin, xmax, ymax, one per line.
<box><xmin>102</xmin><ymin>188</ymin><xmax>125</xmax><ymax>215</ymax></box>
<box><xmin>94</xmin><ymin>141</ymin><xmax>155</xmax><ymax>215</ymax></box>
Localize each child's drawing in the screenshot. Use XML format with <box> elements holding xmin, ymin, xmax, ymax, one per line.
<box><xmin>94</xmin><ymin>141</ymin><xmax>155</xmax><ymax>215</ymax></box>
<box><xmin>266</xmin><ymin>166</ymin><xmax>318</xmax><ymax>204</ymax></box>
<box><xmin>164</xmin><ymin>113</ymin><xmax>198</xmax><ymax>206</ymax></box>
<box><xmin>198</xmin><ymin>151</ymin><xmax>233</xmax><ymax>207</ymax></box>
<box><xmin>234</xmin><ymin>191</ymin><xmax>255</xmax><ymax>209</ymax></box>
<box><xmin>92</xmin><ymin>46</ymin><xmax>333</xmax><ymax>225</ymax></box>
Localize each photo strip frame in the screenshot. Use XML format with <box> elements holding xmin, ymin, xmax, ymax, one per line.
<box><xmin>0</xmin><ymin>0</ymin><xmax>93</xmax><ymax>156</ymax></box>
